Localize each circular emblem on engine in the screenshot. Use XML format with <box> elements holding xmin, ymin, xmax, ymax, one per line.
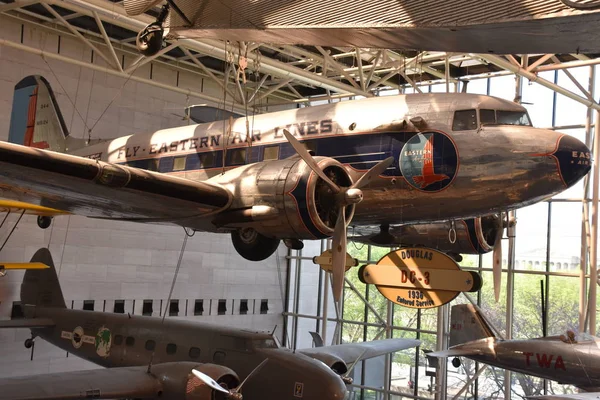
<box><xmin>72</xmin><ymin>326</ymin><xmax>84</xmax><ymax>349</ymax></box>
<box><xmin>95</xmin><ymin>326</ymin><xmax>112</xmax><ymax>358</ymax></box>
<box><xmin>399</xmin><ymin>131</ymin><xmax>458</xmax><ymax>192</ymax></box>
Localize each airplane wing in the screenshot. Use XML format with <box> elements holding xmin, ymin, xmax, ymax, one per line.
<box><xmin>299</xmin><ymin>338</ymin><xmax>421</xmax><ymax>365</ymax></box>
<box><xmin>0</xmin><ymin>318</ymin><xmax>55</xmax><ymax>328</ymax></box>
<box><xmin>427</xmin><ymin>348</ymin><xmax>486</xmax><ymax>358</ymax></box>
<box><xmin>0</xmin><ymin>142</ymin><xmax>232</xmax><ymax>228</ymax></box>
<box><xmin>0</xmin><ymin>366</ymin><xmax>163</xmax><ymax>400</ymax></box>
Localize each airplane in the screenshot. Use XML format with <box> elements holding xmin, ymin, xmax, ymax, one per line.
<box><xmin>0</xmin><ymin>247</ymin><xmax>421</xmax><ymax>400</ymax></box>
<box><xmin>122</xmin><ymin>0</ymin><xmax>600</xmax><ymax>56</ymax></box>
<box><xmin>0</xmin><ymin>74</ymin><xmax>591</xmax><ymax>302</ymax></box>
<box><xmin>429</xmin><ymin>304</ymin><xmax>600</xmax><ymax>391</ymax></box>
<box><xmin>350</xmin><ymin>214</ymin><xmax>503</xmax><ymax>262</ymax></box>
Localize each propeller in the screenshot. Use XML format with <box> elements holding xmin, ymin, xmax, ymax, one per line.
<box><xmin>491</xmin><ymin>212</ymin><xmax>516</xmax><ymax>302</ymax></box>
<box><xmin>192</xmin><ymin>358</ymin><xmax>268</xmax><ymax>400</ymax></box>
<box><xmin>282</xmin><ymin>129</ymin><xmax>394</xmax><ymax>303</ymax></box>
<box><xmin>340</xmin><ymin>348</ymin><xmax>368</xmax><ymax>384</ymax></box>
<box><xmin>492</xmin><ymin>222</ymin><xmax>502</xmax><ymax>303</ymax></box>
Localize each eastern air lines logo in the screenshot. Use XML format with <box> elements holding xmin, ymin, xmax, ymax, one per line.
<box><xmin>399</xmin><ymin>131</ymin><xmax>459</xmax><ymax>192</ymax></box>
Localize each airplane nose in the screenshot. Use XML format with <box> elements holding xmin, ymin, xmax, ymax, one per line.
<box><xmin>552</xmin><ymin>134</ymin><xmax>591</xmax><ymax>188</ymax></box>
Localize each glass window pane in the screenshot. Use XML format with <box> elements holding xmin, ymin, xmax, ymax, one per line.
<box><xmin>480</xmin><ymin>109</ymin><xmax>496</xmax><ymax>125</ymax></box>
<box><xmin>515</xmin><ymin>203</ymin><xmax>548</xmax><ymax>272</ymax></box>
<box><xmin>522</xmin><ymin>71</ymin><xmax>555</xmax><ymax>128</ymax></box>
<box><xmin>263</xmin><ymin>145</ymin><xmax>279</xmax><ymax>161</ymax></box>
<box><xmin>549</xmin><ymin>202</ymin><xmax>582</xmax><ymax>273</ymax></box>
<box><xmin>555</xmin><ymin>67</ymin><xmax>589</xmax><ymax>127</ymax></box>
<box><xmin>452</xmin><ymin>110</ymin><xmax>477</xmax><ymax>131</ymax></box>
<box><xmin>173</xmin><ymin>156</ymin><xmax>186</xmax><ymax>171</ymax></box>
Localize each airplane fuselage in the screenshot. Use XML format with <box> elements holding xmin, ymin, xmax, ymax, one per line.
<box><xmin>31</xmin><ymin>307</ymin><xmax>346</xmax><ymax>400</ymax></box>
<box><xmin>465</xmin><ymin>337</ymin><xmax>600</xmax><ymax>390</ymax></box>
<box><xmin>70</xmin><ymin>93</ymin><xmax>590</xmax><ymax>231</ymax></box>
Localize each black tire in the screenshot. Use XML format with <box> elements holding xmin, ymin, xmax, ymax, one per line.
<box><xmin>452</xmin><ymin>357</ymin><xmax>461</xmax><ymax>368</ymax></box>
<box><xmin>24</xmin><ymin>338</ymin><xmax>33</xmax><ymax>349</ymax></box>
<box><xmin>231</xmin><ymin>228</ymin><xmax>280</xmax><ymax>261</ymax></box>
<box><xmin>136</xmin><ymin>26</ymin><xmax>163</xmax><ymax>57</ymax></box>
<box><xmin>37</xmin><ymin>216</ymin><xmax>52</xmax><ymax>229</ymax></box>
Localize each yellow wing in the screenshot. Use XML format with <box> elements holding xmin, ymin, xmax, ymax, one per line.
<box><xmin>0</xmin><ymin>199</ymin><xmax>68</xmax><ymax>216</ymax></box>
<box><xmin>0</xmin><ymin>262</ymin><xmax>49</xmax><ymax>270</ymax></box>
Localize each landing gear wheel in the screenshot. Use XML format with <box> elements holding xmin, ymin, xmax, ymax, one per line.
<box><xmin>136</xmin><ymin>24</ymin><xmax>164</xmax><ymax>57</ymax></box>
<box><xmin>37</xmin><ymin>216</ymin><xmax>52</xmax><ymax>229</ymax></box>
<box><xmin>452</xmin><ymin>357</ymin><xmax>461</xmax><ymax>368</ymax></box>
<box><xmin>231</xmin><ymin>228</ymin><xmax>280</xmax><ymax>261</ymax></box>
<box><xmin>24</xmin><ymin>338</ymin><xmax>33</xmax><ymax>349</ymax></box>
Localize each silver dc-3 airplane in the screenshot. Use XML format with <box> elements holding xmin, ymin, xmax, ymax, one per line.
<box><xmin>0</xmin><ymin>248</ymin><xmax>420</xmax><ymax>400</ymax></box>
<box><xmin>0</xmin><ymin>75</ymin><xmax>591</xmax><ymax>301</ymax></box>
<box><xmin>430</xmin><ymin>304</ymin><xmax>600</xmax><ymax>392</ymax></box>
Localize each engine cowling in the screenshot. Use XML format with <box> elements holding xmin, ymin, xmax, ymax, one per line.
<box><xmin>150</xmin><ymin>362</ymin><xmax>240</xmax><ymax>400</ymax></box>
<box><xmin>353</xmin><ymin>214</ymin><xmax>502</xmax><ymax>255</ymax></box>
<box><xmin>211</xmin><ymin>156</ymin><xmax>355</xmax><ymax>260</ymax></box>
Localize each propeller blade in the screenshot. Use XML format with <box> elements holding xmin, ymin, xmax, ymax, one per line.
<box><xmin>192</xmin><ymin>370</ymin><xmax>230</xmax><ymax>394</ymax></box>
<box><xmin>352</xmin><ymin>157</ymin><xmax>395</xmax><ymax>189</ymax></box>
<box><xmin>343</xmin><ymin>348</ymin><xmax>368</xmax><ymax>380</ymax></box>
<box><xmin>332</xmin><ymin>206</ymin><xmax>347</xmax><ymax>303</ymax></box>
<box><xmin>282</xmin><ymin>129</ymin><xmax>341</xmax><ymax>193</ymax></box>
<box><xmin>493</xmin><ymin>230</ymin><xmax>502</xmax><ymax>302</ymax></box>
<box><xmin>236</xmin><ymin>358</ymin><xmax>269</xmax><ymax>393</ymax></box>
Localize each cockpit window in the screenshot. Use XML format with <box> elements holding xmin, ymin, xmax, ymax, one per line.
<box><xmin>452</xmin><ymin>109</ymin><xmax>477</xmax><ymax>131</ymax></box>
<box><xmin>252</xmin><ymin>338</ymin><xmax>279</xmax><ymax>349</ymax></box>
<box><xmin>479</xmin><ymin>109</ymin><xmax>532</xmax><ymax>127</ymax></box>
<box><xmin>480</xmin><ymin>109</ymin><xmax>496</xmax><ymax>125</ymax></box>
<box><xmin>559</xmin><ymin>330</ymin><xmax>595</xmax><ymax>344</ymax></box>
<box><xmin>497</xmin><ymin>110</ymin><xmax>531</xmax><ymax>126</ymax></box>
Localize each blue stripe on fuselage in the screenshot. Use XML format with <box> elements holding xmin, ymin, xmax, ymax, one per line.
<box><xmin>115</xmin><ymin>131</ymin><xmax>420</xmax><ymax>176</ymax></box>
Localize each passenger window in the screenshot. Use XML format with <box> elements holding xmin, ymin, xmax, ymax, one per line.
<box><xmin>145</xmin><ymin>340</ymin><xmax>156</xmax><ymax>351</ymax></box>
<box><xmin>113</xmin><ymin>335</ymin><xmax>123</xmax><ymax>346</ymax></box>
<box><xmin>173</xmin><ymin>156</ymin><xmax>186</xmax><ymax>171</ymax></box>
<box><xmin>166</xmin><ymin>343</ymin><xmax>177</xmax><ymax>354</ymax></box>
<box><xmin>200</xmin><ymin>152</ymin><xmax>215</xmax><ymax>168</ymax></box>
<box><xmin>263</xmin><ymin>146</ymin><xmax>279</xmax><ymax>161</ymax></box>
<box><xmin>452</xmin><ymin>109</ymin><xmax>477</xmax><ymax>131</ymax></box>
<box><xmin>126</xmin><ymin>336</ymin><xmax>135</xmax><ymax>347</ymax></box>
<box><xmin>228</xmin><ymin>148</ymin><xmax>246</xmax><ymax>165</ymax></box>
<box><xmin>189</xmin><ymin>347</ymin><xmax>201</xmax><ymax>359</ymax></box>
<box><xmin>480</xmin><ymin>109</ymin><xmax>496</xmax><ymax>125</ymax></box>
<box><xmin>213</xmin><ymin>350</ymin><xmax>226</xmax><ymax>363</ymax></box>
<box><xmin>147</xmin><ymin>159</ymin><xmax>159</xmax><ymax>172</ymax></box>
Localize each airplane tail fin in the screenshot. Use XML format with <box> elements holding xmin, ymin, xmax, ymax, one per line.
<box><xmin>20</xmin><ymin>248</ymin><xmax>66</xmax><ymax>309</ymax></box>
<box><xmin>9</xmin><ymin>75</ymin><xmax>69</xmax><ymax>152</ymax></box>
<box><xmin>449</xmin><ymin>304</ymin><xmax>496</xmax><ymax>347</ymax></box>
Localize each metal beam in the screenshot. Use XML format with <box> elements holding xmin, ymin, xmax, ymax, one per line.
<box><xmin>51</xmin><ymin>0</ymin><xmax>373</xmax><ymax>96</ymax></box>
<box><xmin>92</xmin><ymin>10</ymin><xmax>123</xmax><ymax>72</ymax></box>
<box><xmin>0</xmin><ymin>0</ymin><xmax>39</xmax><ymax>12</ymax></box>
<box><xmin>0</xmin><ymin>38</ymin><xmax>246</xmax><ymax>112</ymax></box>
<box><xmin>41</xmin><ymin>2</ymin><xmax>120</xmax><ymax>71</ymax></box>
<box><xmin>477</xmin><ymin>53</ymin><xmax>600</xmax><ymax>111</ymax></box>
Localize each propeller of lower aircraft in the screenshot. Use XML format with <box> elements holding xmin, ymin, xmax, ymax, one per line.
<box><xmin>192</xmin><ymin>358</ymin><xmax>269</xmax><ymax>400</ymax></box>
<box><xmin>282</xmin><ymin>129</ymin><xmax>394</xmax><ymax>303</ymax></box>
<box><xmin>491</xmin><ymin>212</ymin><xmax>516</xmax><ymax>302</ymax></box>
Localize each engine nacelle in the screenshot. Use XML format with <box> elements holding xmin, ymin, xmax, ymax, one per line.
<box><xmin>304</xmin><ymin>352</ymin><xmax>348</xmax><ymax>376</ymax></box>
<box><xmin>150</xmin><ymin>362</ymin><xmax>240</xmax><ymax>400</ymax></box>
<box><xmin>354</xmin><ymin>215</ymin><xmax>501</xmax><ymax>255</ymax></box>
<box><xmin>212</xmin><ymin>156</ymin><xmax>354</xmax><ymax>240</ymax></box>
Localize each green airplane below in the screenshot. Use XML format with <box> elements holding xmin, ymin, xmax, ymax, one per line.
<box><xmin>0</xmin><ymin>248</ymin><xmax>420</xmax><ymax>400</ymax></box>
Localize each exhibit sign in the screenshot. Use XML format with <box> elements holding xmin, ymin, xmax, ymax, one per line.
<box><xmin>359</xmin><ymin>247</ymin><xmax>481</xmax><ymax>309</ymax></box>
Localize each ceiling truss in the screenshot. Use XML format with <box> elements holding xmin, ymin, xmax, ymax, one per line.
<box><xmin>1</xmin><ymin>0</ymin><xmax>600</xmax><ymax>114</ymax></box>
